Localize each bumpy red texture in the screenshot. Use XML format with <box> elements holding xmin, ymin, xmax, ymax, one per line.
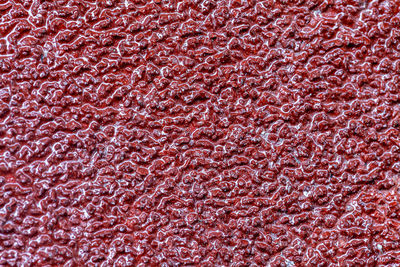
<box><xmin>1</xmin><ymin>0</ymin><xmax>400</xmax><ymax>266</ymax></box>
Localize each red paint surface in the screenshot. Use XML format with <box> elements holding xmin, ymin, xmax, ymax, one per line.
<box><xmin>1</xmin><ymin>0</ymin><xmax>400</xmax><ymax>266</ymax></box>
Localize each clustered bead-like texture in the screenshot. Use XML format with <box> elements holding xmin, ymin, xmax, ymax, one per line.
<box><xmin>1</xmin><ymin>0</ymin><xmax>400</xmax><ymax>266</ymax></box>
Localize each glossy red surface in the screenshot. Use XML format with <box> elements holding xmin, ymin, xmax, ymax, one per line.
<box><xmin>1</xmin><ymin>0</ymin><xmax>400</xmax><ymax>266</ymax></box>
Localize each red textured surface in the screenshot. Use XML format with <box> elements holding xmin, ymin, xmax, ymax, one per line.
<box><xmin>1</xmin><ymin>0</ymin><xmax>400</xmax><ymax>266</ymax></box>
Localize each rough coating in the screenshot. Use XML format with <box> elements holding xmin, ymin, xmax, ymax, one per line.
<box><xmin>1</xmin><ymin>0</ymin><xmax>400</xmax><ymax>266</ymax></box>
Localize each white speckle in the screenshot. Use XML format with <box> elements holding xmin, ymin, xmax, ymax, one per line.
<box><xmin>286</xmin><ymin>259</ymin><xmax>295</xmax><ymax>267</ymax></box>
<box><xmin>82</xmin><ymin>208</ymin><xmax>90</xmax><ymax>219</ymax></box>
<box><xmin>261</xmin><ymin>131</ymin><xmax>269</xmax><ymax>142</ymax></box>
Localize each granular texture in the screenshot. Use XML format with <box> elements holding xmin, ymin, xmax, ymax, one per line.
<box><xmin>1</xmin><ymin>0</ymin><xmax>400</xmax><ymax>266</ymax></box>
